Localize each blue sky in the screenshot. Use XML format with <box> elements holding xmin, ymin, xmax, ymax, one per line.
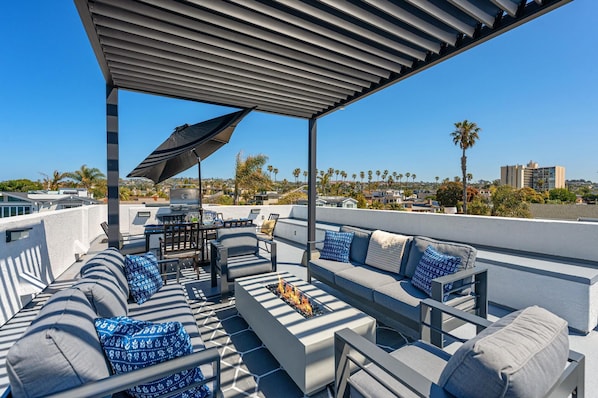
<box><xmin>1</xmin><ymin>1</ymin><xmax>597</xmax><ymax>184</ymax></box>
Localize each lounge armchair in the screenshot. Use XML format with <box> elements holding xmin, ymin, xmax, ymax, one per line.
<box><xmin>335</xmin><ymin>298</ymin><xmax>584</xmax><ymax>398</ymax></box>
<box><xmin>210</xmin><ymin>226</ymin><xmax>277</xmax><ymax>299</ymax></box>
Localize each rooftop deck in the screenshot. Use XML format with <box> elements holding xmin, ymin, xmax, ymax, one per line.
<box><xmin>1</xmin><ymin>205</ymin><xmax>596</xmax><ymax>396</ymax></box>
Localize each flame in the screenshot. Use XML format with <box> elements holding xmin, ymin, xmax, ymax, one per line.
<box><xmin>275</xmin><ymin>276</ymin><xmax>313</xmax><ymax>317</ymax></box>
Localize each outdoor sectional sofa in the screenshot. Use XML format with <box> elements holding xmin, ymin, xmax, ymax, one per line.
<box><xmin>308</xmin><ymin>225</ymin><xmax>488</xmax><ymax>341</ymax></box>
<box><xmin>5</xmin><ymin>248</ymin><xmax>220</xmax><ymax>398</ymax></box>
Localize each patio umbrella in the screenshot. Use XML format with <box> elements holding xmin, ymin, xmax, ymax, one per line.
<box><xmin>127</xmin><ymin>108</ymin><xmax>252</xmax><ymax>218</ymax></box>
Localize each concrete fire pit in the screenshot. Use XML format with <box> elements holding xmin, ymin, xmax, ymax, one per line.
<box><xmin>235</xmin><ymin>272</ymin><xmax>376</xmax><ymax>395</ymax></box>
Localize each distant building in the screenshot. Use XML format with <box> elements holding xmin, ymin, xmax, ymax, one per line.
<box><xmin>500</xmin><ymin>161</ymin><xmax>565</xmax><ymax>191</ymax></box>
<box><xmin>297</xmin><ymin>196</ymin><xmax>357</xmax><ymax>208</ymax></box>
<box><xmin>254</xmin><ymin>191</ymin><xmax>280</xmax><ymax>205</ymax></box>
<box><xmin>371</xmin><ymin>190</ymin><xmax>403</xmax><ymax>205</ymax></box>
<box><xmin>0</xmin><ymin>189</ymin><xmax>99</xmax><ymax>218</ymax></box>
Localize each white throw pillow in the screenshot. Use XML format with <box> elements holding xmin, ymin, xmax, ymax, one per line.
<box><xmin>365</xmin><ymin>230</ymin><xmax>410</xmax><ymax>273</ymax></box>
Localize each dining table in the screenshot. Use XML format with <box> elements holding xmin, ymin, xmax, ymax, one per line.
<box><xmin>144</xmin><ymin>219</ymin><xmax>255</xmax><ymax>263</ymax></box>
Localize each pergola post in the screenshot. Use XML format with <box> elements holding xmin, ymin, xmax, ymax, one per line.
<box><xmin>307</xmin><ymin>117</ymin><xmax>317</xmax><ymax>257</ymax></box>
<box><xmin>106</xmin><ymin>84</ymin><xmax>120</xmax><ymax>248</ymax></box>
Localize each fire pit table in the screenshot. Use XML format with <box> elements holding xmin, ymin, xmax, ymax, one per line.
<box><xmin>235</xmin><ymin>272</ymin><xmax>376</xmax><ymax>395</ymax></box>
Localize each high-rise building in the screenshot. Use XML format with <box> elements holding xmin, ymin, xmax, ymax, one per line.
<box><xmin>500</xmin><ymin>161</ymin><xmax>565</xmax><ymax>191</ymax></box>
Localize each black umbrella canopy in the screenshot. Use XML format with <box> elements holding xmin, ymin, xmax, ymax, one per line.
<box><xmin>127</xmin><ymin>108</ymin><xmax>252</xmax><ymax>183</ymax></box>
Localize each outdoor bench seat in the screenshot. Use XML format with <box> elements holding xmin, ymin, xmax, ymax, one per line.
<box><xmin>308</xmin><ymin>226</ymin><xmax>488</xmax><ymax>343</ymax></box>
<box><xmin>5</xmin><ymin>247</ymin><xmax>220</xmax><ymax>398</ymax></box>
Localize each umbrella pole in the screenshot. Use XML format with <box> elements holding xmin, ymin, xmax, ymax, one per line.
<box><xmin>195</xmin><ymin>152</ymin><xmax>203</xmax><ymax>225</ymax></box>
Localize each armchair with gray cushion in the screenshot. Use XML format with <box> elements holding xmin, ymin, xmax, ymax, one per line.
<box><xmin>334</xmin><ymin>298</ymin><xmax>584</xmax><ymax>398</ymax></box>
<box><xmin>210</xmin><ymin>226</ymin><xmax>277</xmax><ymax>299</ymax></box>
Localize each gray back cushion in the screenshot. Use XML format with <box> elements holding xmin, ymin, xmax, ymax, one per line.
<box><xmin>403</xmin><ymin>236</ymin><xmax>476</xmax><ymax>279</ymax></box>
<box><xmin>340</xmin><ymin>225</ymin><xmax>372</xmax><ymax>264</ymax></box>
<box><xmin>217</xmin><ymin>226</ymin><xmax>258</xmax><ymax>257</ymax></box>
<box><xmin>80</xmin><ymin>247</ymin><xmax>129</xmax><ymax>297</ymax></box>
<box><xmin>439</xmin><ymin>306</ymin><xmax>569</xmax><ymax>398</ymax></box>
<box><xmin>72</xmin><ymin>277</ymin><xmax>128</xmax><ymax>317</ymax></box>
<box><xmin>6</xmin><ymin>288</ymin><xmax>112</xmax><ymax>397</ymax></box>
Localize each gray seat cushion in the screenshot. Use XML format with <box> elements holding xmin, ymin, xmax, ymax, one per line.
<box><xmin>72</xmin><ymin>277</ymin><xmax>129</xmax><ymax>317</ymax></box>
<box><xmin>224</xmin><ymin>254</ymin><xmax>274</xmax><ymax>281</ymax></box>
<box><xmin>217</xmin><ymin>226</ymin><xmax>258</xmax><ymax>257</ymax></box>
<box><xmin>340</xmin><ymin>225</ymin><xmax>372</xmax><ymax>264</ymax></box>
<box><xmin>6</xmin><ymin>288</ymin><xmax>112</xmax><ymax>397</ymax></box>
<box><xmin>335</xmin><ymin>265</ymin><xmax>403</xmax><ymax>301</ymax></box>
<box><xmin>309</xmin><ymin>258</ymin><xmax>356</xmax><ymax>284</ymax></box>
<box><xmin>373</xmin><ymin>280</ymin><xmax>428</xmax><ymax>323</ymax></box>
<box><xmin>128</xmin><ymin>284</ymin><xmax>214</xmax><ymax>383</ymax></box>
<box><xmin>374</xmin><ymin>281</ymin><xmax>475</xmax><ymax>324</ymax></box>
<box><xmin>349</xmin><ymin>341</ymin><xmax>451</xmax><ymax>398</ymax></box>
<box><xmin>439</xmin><ymin>305</ymin><xmax>569</xmax><ymax>398</ymax></box>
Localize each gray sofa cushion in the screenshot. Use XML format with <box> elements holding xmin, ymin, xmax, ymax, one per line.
<box><xmin>6</xmin><ymin>288</ymin><xmax>112</xmax><ymax>397</ymax></box>
<box><xmin>73</xmin><ymin>277</ymin><xmax>128</xmax><ymax>317</ymax></box>
<box><xmin>439</xmin><ymin>306</ymin><xmax>569</xmax><ymax>398</ymax></box>
<box><xmin>349</xmin><ymin>341</ymin><xmax>451</xmax><ymax>398</ymax></box>
<box><xmin>309</xmin><ymin>258</ymin><xmax>356</xmax><ymax>285</ymax></box>
<box><xmin>80</xmin><ymin>247</ymin><xmax>130</xmax><ymax>297</ymax></box>
<box><xmin>217</xmin><ymin>226</ymin><xmax>258</xmax><ymax>257</ymax></box>
<box><xmin>403</xmin><ymin>236</ymin><xmax>476</xmax><ymax>278</ymax></box>
<box><xmin>335</xmin><ymin>265</ymin><xmax>403</xmax><ymax>301</ymax></box>
<box><xmin>403</xmin><ymin>236</ymin><xmax>477</xmax><ymax>294</ymax></box>
<box><xmin>340</xmin><ymin>225</ymin><xmax>372</xmax><ymax>264</ymax></box>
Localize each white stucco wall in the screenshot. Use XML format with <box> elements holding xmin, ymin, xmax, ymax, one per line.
<box><xmin>290</xmin><ymin>206</ymin><xmax>597</xmax><ymax>262</ymax></box>
<box><xmin>0</xmin><ymin>205</ymin><xmax>106</xmax><ymax>326</ymax></box>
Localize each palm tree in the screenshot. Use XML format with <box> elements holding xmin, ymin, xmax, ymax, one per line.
<box><xmin>451</xmin><ymin>120</ymin><xmax>481</xmax><ymax>214</ymax></box>
<box><xmin>411</xmin><ymin>174</ymin><xmax>416</xmax><ymax>185</ymax></box>
<box><xmin>317</xmin><ymin>172</ymin><xmax>330</xmax><ymax>195</ymax></box>
<box><xmin>367</xmin><ymin>170</ymin><xmax>373</xmax><ymax>191</ymax></box>
<box><xmin>435</xmin><ymin>176</ymin><xmax>440</xmax><ymax>186</ymax></box>
<box><xmin>405</xmin><ymin>172</ymin><xmax>411</xmax><ymax>187</ymax></box>
<box><xmin>303</xmin><ymin>170</ymin><xmax>308</xmax><ymax>183</ymax></box>
<box><xmin>273</xmin><ymin>168</ymin><xmax>279</xmax><ymax>183</ymax></box>
<box><xmin>234</xmin><ymin>152</ymin><xmax>269</xmax><ymax>204</ymax></box>
<box><xmin>352</xmin><ymin>173</ymin><xmax>357</xmax><ymax>183</ymax></box>
<box><xmin>67</xmin><ymin>165</ymin><xmax>105</xmax><ymax>190</ymax></box>
<box><xmin>292</xmin><ymin>168</ymin><xmax>301</xmax><ymax>184</ymax></box>
<box><xmin>335</xmin><ymin>169</ymin><xmax>340</xmax><ymax>181</ymax></box>
<box><xmin>40</xmin><ymin>170</ymin><xmax>68</xmax><ymax>191</ymax></box>
<box><xmin>267</xmin><ymin>164</ymin><xmax>273</xmax><ymax>179</ymax></box>
<box><xmin>398</xmin><ymin>173</ymin><xmax>403</xmax><ymax>190</ymax></box>
<box><xmin>375</xmin><ymin>170</ymin><xmax>381</xmax><ymax>184</ymax></box>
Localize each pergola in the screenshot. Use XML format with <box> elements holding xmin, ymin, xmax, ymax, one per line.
<box><xmin>75</xmin><ymin>0</ymin><xmax>571</xmax><ymax>251</ymax></box>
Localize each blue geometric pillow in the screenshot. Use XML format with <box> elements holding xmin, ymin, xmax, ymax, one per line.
<box><xmin>319</xmin><ymin>231</ymin><xmax>354</xmax><ymax>263</ymax></box>
<box><xmin>95</xmin><ymin>317</ymin><xmax>209</xmax><ymax>398</ymax></box>
<box><xmin>411</xmin><ymin>245</ymin><xmax>461</xmax><ymax>299</ymax></box>
<box><xmin>124</xmin><ymin>253</ymin><xmax>163</xmax><ymax>304</ymax></box>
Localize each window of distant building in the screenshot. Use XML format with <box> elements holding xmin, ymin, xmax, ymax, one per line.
<box><xmin>1</xmin><ymin>205</ymin><xmax>32</xmax><ymax>218</ymax></box>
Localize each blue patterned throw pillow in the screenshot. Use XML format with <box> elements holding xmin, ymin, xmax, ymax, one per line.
<box><xmin>124</xmin><ymin>252</ymin><xmax>163</xmax><ymax>304</ymax></box>
<box><xmin>411</xmin><ymin>245</ymin><xmax>461</xmax><ymax>299</ymax></box>
<box><xmin>95</xmin><ymin>317</ymin><xmax>209</xmax><ymax>398</ymax></box>
<box><xmin>319</xmin><ymin>231</ymin><xmax>354</xmax><ymax>263</ymax></box>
